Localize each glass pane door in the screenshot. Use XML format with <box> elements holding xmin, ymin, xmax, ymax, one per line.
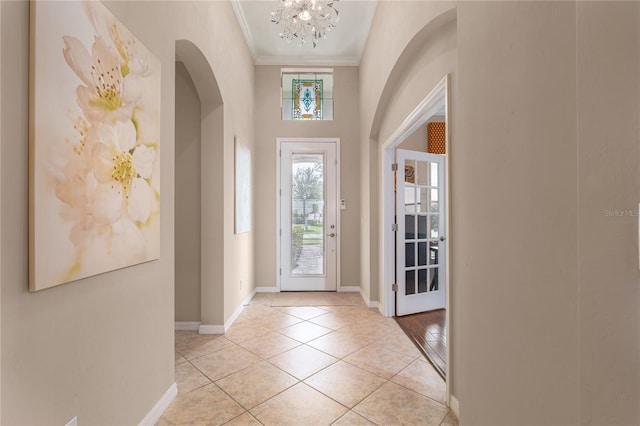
<box><xmin>280</xmin><ymin>140</ymin><xmax>337</xmax><ymax>291</ymax></box>
<box><xmin>291</xmin><ymin>154</ymin><xmax>325</xmax><ymax>276</ymax></box>
<box><xmin>396</xmin><ymin>149</ymin><xmax>446</xmax><ymax>315</ymax></box>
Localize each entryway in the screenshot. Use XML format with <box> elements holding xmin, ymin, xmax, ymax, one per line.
<box><xmin>277</xmin><ymin>138</ymin><xmax>340</xmax><ymax>292</ymax></box>
<box><xmin>381</xmin><ymin>76</ymin><xmax>451</xmax><ymax>390</ymax></box>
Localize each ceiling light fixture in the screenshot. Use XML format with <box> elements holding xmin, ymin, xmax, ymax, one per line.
<box><xmin>270</xmin><ymin>0</ymin><xmax>340</xmax><ymax>48</ymax></box>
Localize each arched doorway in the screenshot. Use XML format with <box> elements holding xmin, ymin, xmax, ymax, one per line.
<box><xmin>174</xmin><ymin>40</ymin><xmax>225</xmax><ymax>333</ymax></box>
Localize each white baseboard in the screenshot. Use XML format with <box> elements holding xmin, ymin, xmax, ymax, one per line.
<box><xmin>138</xmin><ymin>382</ymin><xmax>177</xmax><ymax>426</ymax></box>
<box><xmin>359</xmin><ymin>288</ymin><xmax>379</xmax><ymax>309</ymax></box>
<box><xmin>198</xmin><ymin>325</ymin><xmax>224</xmax><ymax>334</ymax></box>
<box><xmin>256</xmin><ymin>286</ymin><xmax>279</xmax><ymax>293</ymax></box>
<box><xmin>338</xmin><ymin>286</ymin><xmax>360</xmax><ymax>292</ymax></box>
<box><xmin>224</xmin><ymin>289</ymin><xmax>256</xmax><ymax>332</ymax></box>
<box><xmin>174</xmin><ymin>321</ymin><xmax>201</xmax><ymax>331</ymax></box>
<box><xmin>450</xmin><ymin>394</ymin><xmax>460</xmax><ymax>417</ymax></box>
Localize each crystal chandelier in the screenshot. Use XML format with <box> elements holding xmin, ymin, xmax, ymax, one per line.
<box><xmin>270</xmin><ymin>0</ymin><xmax>340</xmax><ymax>48</ymax></box>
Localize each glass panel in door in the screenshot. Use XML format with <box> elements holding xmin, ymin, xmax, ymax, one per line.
<box><xmin>290</xmin><ymin>154</ymin><xmax>325</xmax><ymax>276</ymax></box>
<box><xmin>396</xmin><ymin>149</ymin><xmax>446</xmax><ymax>315</ymax></box>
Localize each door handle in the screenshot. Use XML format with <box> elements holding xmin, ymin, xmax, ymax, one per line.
<box><xmin>439</xmin><ymin>236</ymin><xmax>446</xmax><ymax>242</ymax></box>
<box><xmin>327</xmin><ymin>233</ymin><xmax>336</xmax><ymax>238</ymax></box>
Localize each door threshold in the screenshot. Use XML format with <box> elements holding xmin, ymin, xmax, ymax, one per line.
<box><xmin>395</xmin><ymin>309</ymin><xmax>447</xmax><ymax>380</ymax></box>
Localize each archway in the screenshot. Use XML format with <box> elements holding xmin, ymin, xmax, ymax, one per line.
<box><xmin>174</xmin><ymin>40</ymin><xmax>225</xmax><ymax>333</ymax></box>
<box><xmin>366</xmin><ymin>9</ymin><xmax>457</xmax><ymax>410</ymax></box>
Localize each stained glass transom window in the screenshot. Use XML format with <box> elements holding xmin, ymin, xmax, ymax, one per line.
<box><xmin>282</xmin><ymin>70</ymin><xmax>333</xmax><ymax>121</ymax></box>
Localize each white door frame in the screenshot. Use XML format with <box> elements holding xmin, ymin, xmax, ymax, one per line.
<box><xmin>276</xmin><ymin>137</ymin><xmax>341</xmax><ymax>292</ymax></box>
<box><xmin>380</xmin><ymin>75</ymin><xmax>452</xmax><ymax>401</ymax></box>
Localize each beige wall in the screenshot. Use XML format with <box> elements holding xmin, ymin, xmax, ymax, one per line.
<box><xmin>359</xmin><ymin>1</ymin><xmax>457</xmax><ymax>303</ymax></box>
<box><xmin>254</xmin><ymin>66</ymin><xmax>360</xmax><ymax>288</ymax></box>
<box><xmin>0</xmin><ymin>1</ymin><xmax>254</xmax><ymax>424</ymax></box>
<box><xmin>455</xmin><ymin>2</ymin><xmax>580</xmax><ymax>423</ymax></box>
<box><xmin>175</xmin><ymin>62</ymin><xmax>202</xmax><ymax>323</ymax></box>
<box><xmin>577</xmin><ymin>2</ymin><xmax>640</xmax><ymax>423</ymax></box>
<box><xmin>361</xmin><ymin>1</ymin><xmax>640</xmax><ymax>424</ymax></box>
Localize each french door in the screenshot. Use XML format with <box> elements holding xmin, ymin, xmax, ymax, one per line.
<box><xmin>396</xmin><ymin>149</ymin><xmax>446</xmax><ymax>315</ymax></box>
<box><xmin>280</xmin><ymin>140</ymin><xmax>338</xmax><ymax>291</ymax></box>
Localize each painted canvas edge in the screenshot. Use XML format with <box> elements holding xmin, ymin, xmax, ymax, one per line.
<box><xmin>28</xmin><ymin>1</ymin><xmax>162</xmax><ymax>291</ymax></box>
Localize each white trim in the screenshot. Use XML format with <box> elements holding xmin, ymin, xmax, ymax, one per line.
<box><xmin>449</xmin><ymin>394</ymin><xmax>460</xmax><ymax>417</ymax></box>
<box><xmin>281</xmin><ymin>67</ymin><xmax>334</xmax><ymax>74</ymax></box>
<box><xmin>174</xmin><ymin>321</ymin><xmax>201</xmax><ymax>331</ymax></box>
<box><xmin>358</xmin><ymin>288</ymin><xmax>379</xmax><ymax>309</ymax></box>
<box><xmin>198</xmin><ymin>325</ymin><xmax>224</xmax><ymax>335</ymax></box>
<box><xmin>380</xmin><ymin>75</ymin><xmax>448</xmax><ymax>319</ymax></box>
<box><xmin>276</xmin><ymin>138</ymin><xmax>341</xmax><ymax>293</ymax></box>
<box><xmin>444</xmin><ymin>74</ymin><xmax>453</xmax><ymax>409</ymax></box>
<box><xmin>64</xmin><ymin>417</ymin><xmax>77</xmax><ymax>426</ymax></box>
<box><xmin>199</xmin><ymin>289</ymin><xmax>258</xmax><ymax>335</ymax></box>
<box><xmin>256</xmin><ymin>286</ymin><xmax>280</xmax><ymax>293</ymax></box>
<box><xmin>138</xmin><ymin>383</ymin><xmax>177</xmax><ymax>426</ymax></box>
<box><xmin>381</xmin><ymin>77</ymin><xmax>448</xmax><ymax>151</ymax></box>
<box><xmin>257</xmin><ymin>56</ymin><xmax>359</xmax><ymax>66</ymax></box>
<box><xmin>338</xmin><ymin>286</ymin><xmax>360</xmax><ymax>292</ymax></box>
<box><xmin>230</xmin><ymin>0</ymin><xmax>257</xmax><ymax>63</ymax></box>
<box><xmin>380</xmin><ymin>75</ymin><xmax>453</xmax><ymax>405</ymax></box>
<box><xmin>223</xmin><ymin>289</ymin><xmax>257</xmax><ymax>332</ymax></box>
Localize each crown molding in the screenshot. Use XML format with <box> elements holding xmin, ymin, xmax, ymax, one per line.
<box><xmin>255</xmin><ymin>55</ymin><xmax>360</xmax><ymax>66</ymax></box>
<box><xmin>230</xmin><ymin>0</ymin><xmax>257</xmax><ymax>63</ymax></box>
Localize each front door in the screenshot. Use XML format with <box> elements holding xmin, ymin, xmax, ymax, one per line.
<box><xmin>396</xmin><ymin>149</ymin><xmax>446</xmax><ymax>315</ymax></box>
<box><xmin>280</xmin><ymin>141</ymin><xmax>338</xmax><ymax>291</ymax></box>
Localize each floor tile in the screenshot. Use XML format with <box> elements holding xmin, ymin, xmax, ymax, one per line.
<box><xmin>191</xmin><ymin>344</ymin><xmax>261</xmax><ymax>381</ymax></box>
<box><xmin>216</xmin><ymin>361</ymin><xmax>298</xmax><ymax>410</ymax></box>
<box><xmin>353</xmin><ymin>382</ymin><xmax>448</xmax><ymax>426</ymax></box>
<box><xmin>441</xmin><ymin>410</ymin><xmax>460</xmax><ymax>426</ymax></box>
<box><xmin>391</xmin><ymin>358</ymin><xmax>446</xmax><ymax>403</ymax></box>
<box><xmin>307</xmin><ymin>332</ymin><xmax>369</xmax><ymax>359</ymax></box>
<box><xmin>178</xmin><ymin>335</ymin><xmax>235</xmax><ymax>361</ymax></box>
<box><xmin>252</xmin><ymin>311</ymin><xmax>303</xmax><ymax>331</ymax></box>
<box><xmin>286</xmin><ymin>306</ymin><xmax>329</xmax><ymax>320</ymax></box>
<box><xmin>305</xmin><ymin>361</ymin><xmax>386</xmax><ymax>408</ymax></box>
<box><xmin>344</xmin><ymin>344</ymin><xmax>415</xmax><ymax>379</ymax></box>
<box><xmin>175</xmin><ymin>352</ymin><xmax>187</xmax><ymax>366</ymax></box>
<box><xmin>338</xmin><ymin>322</ymin><xmax>397</xmax><ymax>343</ymax></box>
<box><xmin>332</xmin><ymin>410</ymin><xmax>375</xmax><ymax>425</ymax></box>
<box><xmin>240</xmin><ymin>304</ymin><xmax>274</xmax><ymax>321</ymax></box>
<box><xmin>225</xmin><ymin>321</ymin><xmax>272</xmax><ymax>344</ymax></box>
<box><xmin>237</xmin><ymin>331</ymin><xmax>301</xmax><ymax>359</ymax></box>
<box><xmin>223</xmin><ymin>411</ymin><xmax>262</xmax><ymax>425</ymax></box>
<box><xmin>157</xmin><ymin>384</ymin><xmax>244</xmax><ymax>426</ymax></box>
<box><xmin>308</xmin><ymin>312</ymin><xmax>351</xmax><ymax>330</ymax></box>
<box><xmin>375</xmin><ymin>330</ymin><xmax>423</xmax><ymax>358</ymax></box>
<box><xmin>250</xmin><ymin>383</ymin><xmax>348</xmax><ymax>426</ymax></box>
<box><xmin>269</xmin><ymin>344</ymin><xmax>337</xmax><ymax>379</ymax></box>
<box><xmin>175</xmin><ymin>362</ymin><xmax>211</xmax><ymax>394</ymax></box>
<box><xmin>279</xmin><ymin>321</ymin><xmax>332</xmax><ymax>343</ymax></box>
<box><xmin>249</xmin><ymin>293</ymin><xmax>274</xmax><ymax>305</ymax></box>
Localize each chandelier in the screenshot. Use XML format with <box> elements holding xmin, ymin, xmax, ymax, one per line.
<box><xmin>270</xmin><ymin>0</ymin><xmax>340</xmax><ymax>48</ymax></box>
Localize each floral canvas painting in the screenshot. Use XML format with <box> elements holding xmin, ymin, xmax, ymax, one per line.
<box><xmin>29</xmin><ymin>1</ymin><xmax>161</xmax><ymax>291</ymax></box>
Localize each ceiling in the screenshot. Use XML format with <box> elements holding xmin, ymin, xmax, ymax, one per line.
<box><xmin>231</xmin><ymin>0</ymin><xmax>378</xmax><ymax>66</ymax></box>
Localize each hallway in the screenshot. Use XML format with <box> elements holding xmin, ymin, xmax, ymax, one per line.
<box><xmin>160</xmin><ymin>293</ymin><xmax>458</xmax><ymax>425</ymax></box>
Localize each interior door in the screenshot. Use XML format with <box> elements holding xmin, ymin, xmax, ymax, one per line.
<box><xmin>396</xmin><ymin>149</ymin><xmax>446</xmax><ymax>315</ymax></box>
<box><xmin>280</xmin><ymin>141</ymin><xmax>337</xmax><ymax>291</ymax></box>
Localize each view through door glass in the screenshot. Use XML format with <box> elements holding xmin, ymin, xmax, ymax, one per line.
<box><xmin>280</xmin><ymin>140</ymin><xmax>337</xmax><ymax>291</ymax></box>
<box><xmin>291</xmin><ymin>154</ymin><xmax>325</xmax><ymax>275</ymax></box>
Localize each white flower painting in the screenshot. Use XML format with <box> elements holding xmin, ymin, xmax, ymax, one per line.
<box><xmin>30</xmin><ymin>1</ymin><xmax>161</xmax><ymax>291</ymax></box>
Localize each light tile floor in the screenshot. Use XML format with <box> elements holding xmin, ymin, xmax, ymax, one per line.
<box><xmin>159</xmin><ymin>293</ymin><xmax>458</xmax><ymax>426</ymax></box>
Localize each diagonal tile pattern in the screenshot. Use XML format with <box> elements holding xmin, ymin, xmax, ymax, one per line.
<box><xmin>160</xmin><ymin>291</ymin><xmax>458</xmax><ymax>426</ymax></box>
